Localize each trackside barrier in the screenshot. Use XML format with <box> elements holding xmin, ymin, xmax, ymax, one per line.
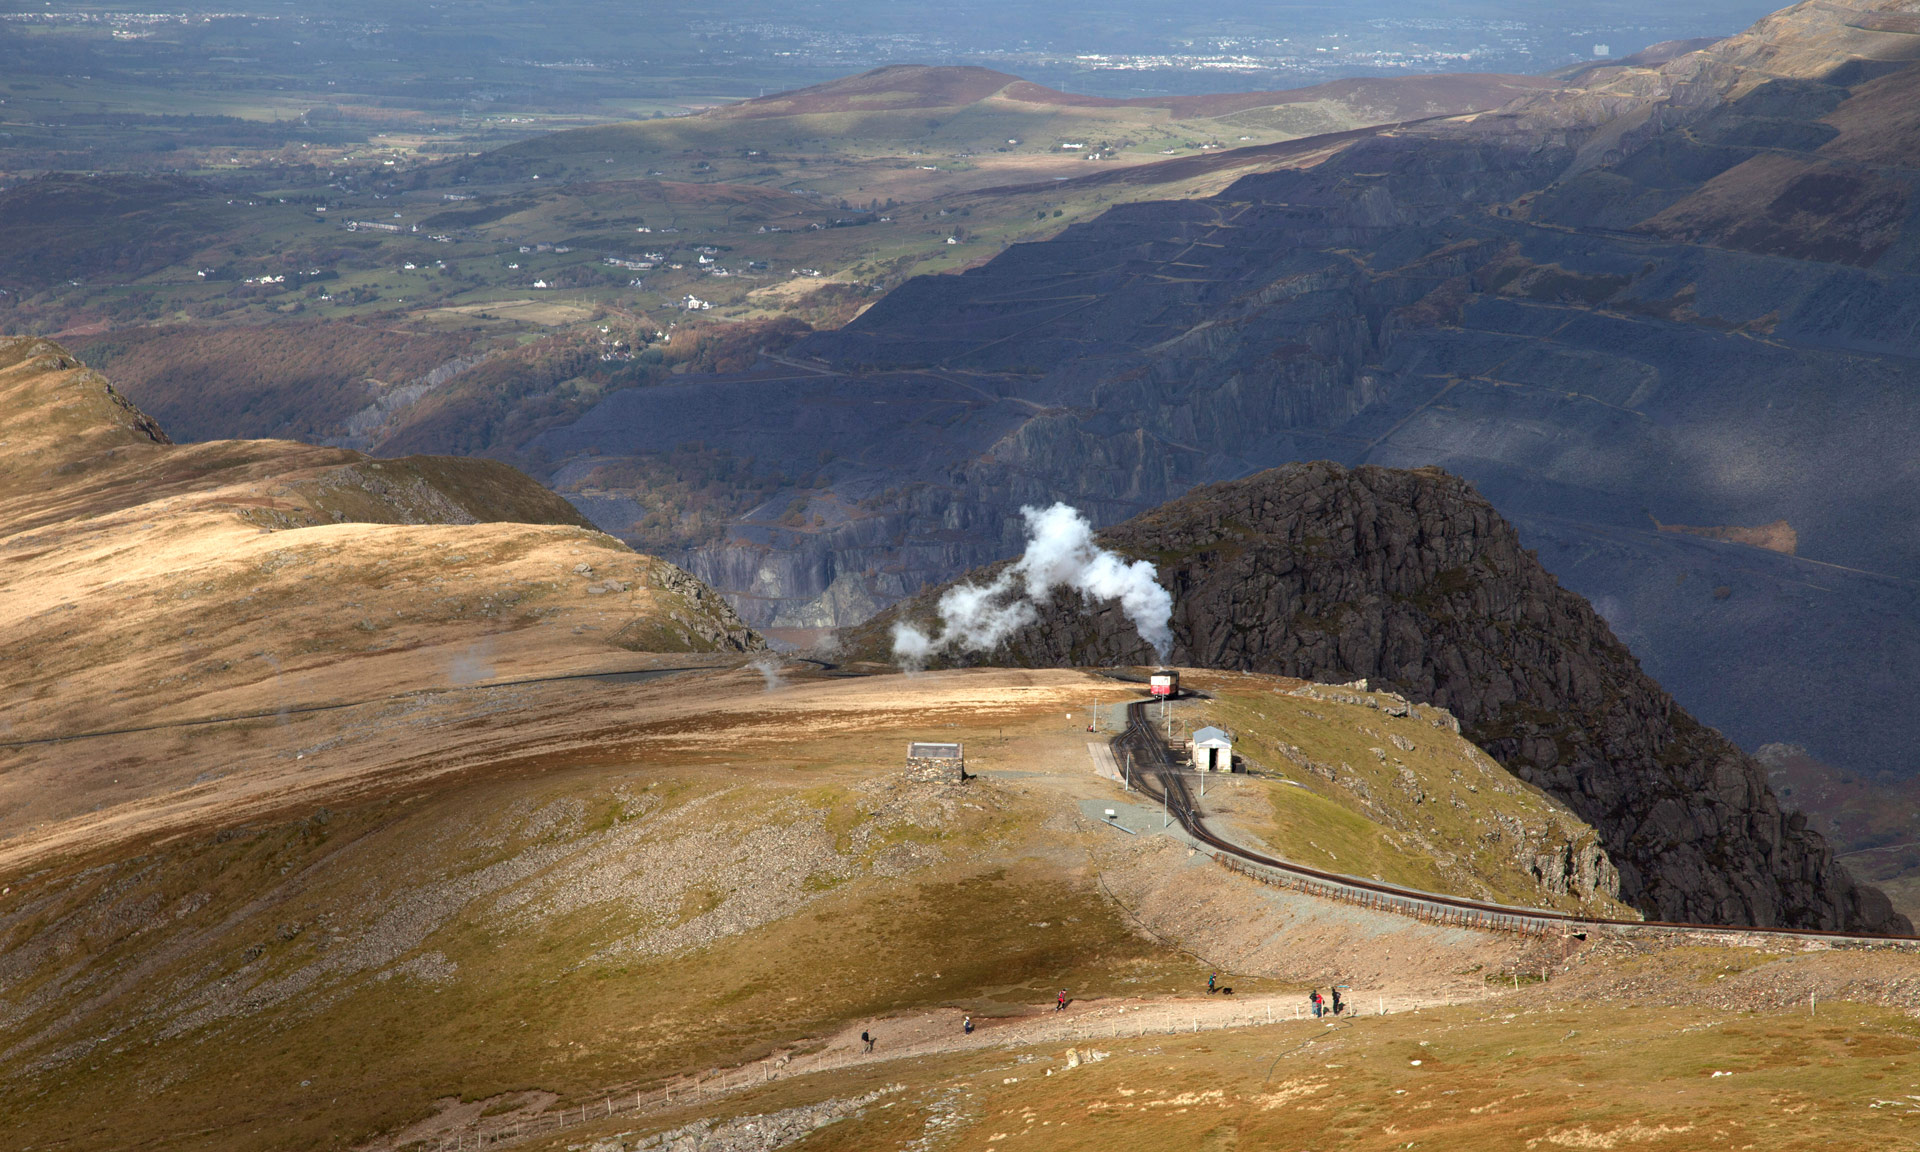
<box><xmin>1203</xmin><ymin>848</ymin><xmax>1563</xmax><ymax>939</ymax></box>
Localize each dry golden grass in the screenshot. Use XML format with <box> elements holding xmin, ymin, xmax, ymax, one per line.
<box><xmin>499</xmin><ymin>977</ymin><xmax>1920</xmax><ymax>1152</ymax></box>
<box><xmin>0</xmin><ymin>672</ymin><xmax>1191</xmax><ymax>1151</ymax></box>
<box><xmin>0</xmin><ymin>336</ymin><xmax>758</xmax><ymax>846</ymax></box>
<box><xmin>795</xmin><ymin>999</ymin><xmax>1920</xmax><ymax>1152</ymax></box>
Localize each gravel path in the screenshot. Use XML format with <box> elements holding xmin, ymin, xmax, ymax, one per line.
<box><xmin>392</xmin><ymin>987</ymin><xmax>1495</xmax><ymax>1150</ymax></box>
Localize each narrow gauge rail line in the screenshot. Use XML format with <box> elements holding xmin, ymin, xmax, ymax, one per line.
<box><xmin>1109</xmin><ymin>693</ymin><xmax>1916</xmax><ymax>945</ymax></box>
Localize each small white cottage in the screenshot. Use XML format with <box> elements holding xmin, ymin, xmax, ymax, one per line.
<box><xmin>1190</xmin><ymin>726</ymin><xmax>1234</xmax><ymax>773</ymax></box>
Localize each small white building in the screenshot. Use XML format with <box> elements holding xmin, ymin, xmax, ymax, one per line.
<box><xmin>1191</xmin><ymin>726</ymin><xmax>1234</xmax><ymax>773</ymax></box>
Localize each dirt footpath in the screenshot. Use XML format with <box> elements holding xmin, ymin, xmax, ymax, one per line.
<box><xmin>800</xmin><ymin>984</ymin><xmax>1497</xmax><ymax>1077</ymax></box>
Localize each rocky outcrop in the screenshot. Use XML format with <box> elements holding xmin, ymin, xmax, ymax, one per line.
<box><xmin>590</xmin><ymin>1087</ymin><xmax>900</xmax><ymax>1152</ymax></box>
<box><xmin>844</xmin><ymin>461</ymin><xmax>1908</xmax><ymax>935</ymax></box>
<box><xmin>245</xmin><ymin>456</ymin><xmax>598</xmax><ymax>532</ymax></box>
<box><xmin>628</xmin><ymin>561</ymin><xmax>768</xmax><ymax>653</ymax></box>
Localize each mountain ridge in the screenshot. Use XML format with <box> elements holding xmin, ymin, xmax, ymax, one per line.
<box><xmin>714</xmin><ymin>62</ymin><xmax>1562</xmax><ymax>122</ymax></box>
<box><xmin>0</xmin><ymin>336</ymin><xmax>762</xmax><ymax>848</ymax></box>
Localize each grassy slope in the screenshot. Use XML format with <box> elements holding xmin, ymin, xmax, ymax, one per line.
<box><xmin>0</xmin><ymin>337</ymin><xmax>759</xmax><ymax>823</ymax></box>
<box><xmin>0</xmin><ymin>684</ymin><xmax>1174</xmax><ymax>1151</ymax></box>
<box><xmin>1179</xmin><ymin>672</ymin><xmax>1636</xmax><ymax>917</ymax></box>
<box><xmin>0</xmin><ymin>658</ymin><xmax>1639</xmax><ymax>1151</ymax></box>
<box><xmin>780</xmin><ymin>994</ymin><xmax>1920</xmax><ymax>1152</ymax></box>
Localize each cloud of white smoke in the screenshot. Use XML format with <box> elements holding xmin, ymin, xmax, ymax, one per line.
<box><xmin>891</xmin><ymin>502</ymin><xmax>1172</xmax><ymax>667</ymax></box>
<box><xmin>748</xmin><ymin>654</ymin><xmax>785</xmax><ymax>692</ymax></box>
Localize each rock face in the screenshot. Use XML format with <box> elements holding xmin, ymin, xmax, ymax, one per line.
<box><xmin>844</xmin><ymin>461</ymin><xmax>1908</xmax><ymax>934</ymax></box>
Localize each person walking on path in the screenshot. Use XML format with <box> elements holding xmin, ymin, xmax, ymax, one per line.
<box><xmin>1331</xmin><ymin>987</ymin><xmax>1344</xmax><ymax>1016</ymax></box>
<box><xmin>1310</xmin><ymin>990</ymin><xmax>1323</xmax><ymax>1019</ymax></box>
<box><xmin>963</xmin><ymin>1015</ymin><xmax>974</xmax><ymax>1035</ymax></box>
<box><xmin>1208</xmin><ymin>972</ymin><xmax>1217</xmax><ymax>994</ymax></box>
<box><xmin>1056</xmin><ymin>990</ymin><xmax>1068</xmax><ymax>1012</ymax></box>
<box><xmin>862</xmin><ymin>1031</ymin><xmax>874</xmax><ymax>1053</ymax></box>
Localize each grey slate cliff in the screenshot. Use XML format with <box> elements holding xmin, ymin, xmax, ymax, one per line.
<box><xmin>843</xmin><ymin>461</ymin><xmax>1909</xmax><ymax>935</ymax></box>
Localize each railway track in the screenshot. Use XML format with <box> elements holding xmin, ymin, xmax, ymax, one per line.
<box><xmin>1109</xmin><ymin>693</ymin><xmax>1917</xmax><ymax>947</ymax></box>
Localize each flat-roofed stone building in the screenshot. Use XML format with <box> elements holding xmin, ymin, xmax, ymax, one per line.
<box><xmin>906</xmin><ymin>741</ymin><xmax>965</xmax><ymax>783</ymax></box>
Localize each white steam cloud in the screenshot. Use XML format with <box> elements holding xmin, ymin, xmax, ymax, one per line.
<box><xmin>748</xmin><ymin>654</ymin><xmax>784</xmax><ymax>692</ymax></box>
<box><xmin>891</xmin><ymin>502</ymin><xmax>1172</xmax><ymax>666</ymax></box>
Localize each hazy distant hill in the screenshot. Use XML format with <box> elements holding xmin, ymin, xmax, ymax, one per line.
<box><xmin>709</xmin><ymin>63</ymin><xmax>1559</xmax><ymax>122</ymax></box>
<box><xmin>461</xmin><ymin>63</ymin><xmax>1556</xmax><ymax>185</ymax></box>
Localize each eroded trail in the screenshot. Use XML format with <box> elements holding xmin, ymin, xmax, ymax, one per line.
<box><xmin>376</xmin><ymin>987</ymin><xmax>1484</xmax><ymax>1151</ymax></box>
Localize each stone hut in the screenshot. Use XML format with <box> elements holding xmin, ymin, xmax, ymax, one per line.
<box><xmin>906</xmin><ymin>741</ymin><xmax>966</xmax><ymax>784</ymax></box>
<box><xmin>1190</xmin><ymin>726</ymin><xmax>1234</xmax><ymax>773</ymax></box>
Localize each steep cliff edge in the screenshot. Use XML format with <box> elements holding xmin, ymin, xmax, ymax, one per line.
<box><xmin>843</xmin><ymin>461</ymin><xmax>1907</xmax><ymax>934</ymax></box>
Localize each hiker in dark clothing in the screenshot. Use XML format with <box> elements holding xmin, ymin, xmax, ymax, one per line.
<box><xmin>1310</xmin><ymin>990</ymin><xmax>1323</xmax><ymax>1019</ymax></box>
<box><xmin>862</xmin><ymin>1031</ymin><xmax>874</xmax><ymax>1053</ymax></box>
<box><xmin>963</xmin><ymin>1015</ymin><xmax>974</xmax><ymax>1035</ymax></box>
<box><xmin>1331</xmin><ymin>988</ymin><xmax>1344</xmax><ymax>1016</ymax></box>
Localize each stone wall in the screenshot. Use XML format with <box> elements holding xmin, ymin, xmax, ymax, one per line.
<box><xmin>905</xmin><ymin>756</ymin><xmax>965</xmax><ymax>784</ymax></box>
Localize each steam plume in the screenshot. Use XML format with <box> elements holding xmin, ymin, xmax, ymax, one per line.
<box><xmin>892</xmin><ymin>503</ymin><xmax>1172</xmax><ymax>666</ymax></box>
<box><xmin>748</xmin><ymin>654</ymin><xmax>784</xmax><ymax>692</ymax></box>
